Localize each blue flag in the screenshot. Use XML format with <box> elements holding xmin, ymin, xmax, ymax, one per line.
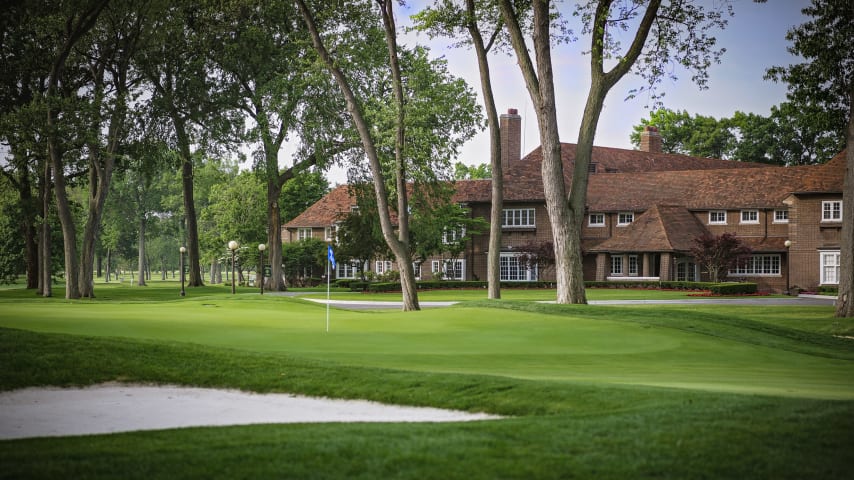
<box><xmin>327</xmin><ymin>245</ymin><xmax>336</xmax><ymax>269</ymax></box>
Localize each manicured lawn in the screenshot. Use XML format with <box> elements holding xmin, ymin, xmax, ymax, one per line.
<box><xmin>1</xmin><ymin>281</ymin><xmax>853</xmax><ymax>478</ymax></box>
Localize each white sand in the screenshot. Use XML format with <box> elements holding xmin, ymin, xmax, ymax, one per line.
<box><xmin>0</xmin><ymin>383</ymin><xmax>500</xmax><ymax>440</ymax></box>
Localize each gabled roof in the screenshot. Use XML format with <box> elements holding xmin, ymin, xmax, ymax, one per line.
<box><xmin>284</xmin><ymin>144</ymin><xmax>844</xmax><ymax>228</ymax></box>
<box><xmin>284</xmin><ymin>184</ymin><xmax>353</xmax><ymax>228</ymax></box>
<box><xmin>586</xmin><ymin>164</ymin><xmax>814</xmax><ymax>211</ymax></box>
<box><xmin>794</xmin><ymin>149</ymin><xmax>847</xmax><ymax>194</ymax></box>
<box><xmin>588</xmin><ymin>205</ymin><xmax>708</xmax><ymax>253</ymax></box>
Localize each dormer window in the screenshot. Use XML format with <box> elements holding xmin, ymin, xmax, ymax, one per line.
<box><xmin>617</xmin><ymin>212</ymin><xmax>634</xmax><ymax>226</ymax></box>
<box><xmin>740</xmin><ymin>210</ymin><xmax>759</xmax><ymax>224</ymax></box>
<box><xmin>709</xmin><ymin>211</ymin><xmax>727</xmax><ymax>225</ymax></box>
<box><xmin>588</xmin><ymin>213</ymin><xmax>605</xmax><ymax>227</ymax></box>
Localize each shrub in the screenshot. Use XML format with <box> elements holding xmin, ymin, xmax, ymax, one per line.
<box><xmin>818</xmin><ymin>285</ymin><xmax>838</xmax><ymax>295</ymax></box>
<box><xmin>708</xmin><ymin>282</ymin><xmax>757</xmax><ymax>295</ymax></box>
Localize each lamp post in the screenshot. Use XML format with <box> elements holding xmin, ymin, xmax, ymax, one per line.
<box><xmin>179</xmin><ymin>246</ymin><xmax>186</xmax><ymax>297</ymax></box>
<box><xmin>258</xmin><ymin>243</ymin><xmax>266</xmax><ymax>295</ymax></box>
<box><xmin>784</xmin><ymin>239</ymin><xmax>792</xmax><ymax>295</ymax></box>
<box><xmin>228</xmin><ymin>240</ymin><xmax>239</xmax><ymax>294</ymax></box>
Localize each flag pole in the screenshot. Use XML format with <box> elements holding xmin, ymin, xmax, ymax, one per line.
<box><xmin>326</xmin><ymin>254</ymin><xmax>330</xmax><ymax>333</ymax></box>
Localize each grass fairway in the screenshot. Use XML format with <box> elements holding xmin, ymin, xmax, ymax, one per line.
<box><xmin>1</xmin><ymin>281</ymin><xmax>853</xmax><ymax>478</ymax></box>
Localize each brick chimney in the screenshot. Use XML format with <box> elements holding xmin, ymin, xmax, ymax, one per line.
<box><xmin>500</xmin><ymin>108</ymin><xmax>522</xmax><ymax>169</ymax></box>
<box><xmin>640</xmin><ymin>125</ymin><xmax>662</xmax><ymax>153</ymax></box>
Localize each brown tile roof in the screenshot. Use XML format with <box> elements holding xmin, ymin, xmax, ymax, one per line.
<box><xmin>588</xmin><ymin>205</ymin><xmax>708</xmax><ymax>253</ymax></box>
<box><xmin>794</xmin><ymin>149</ymin><xmax>847</xmax><ymax>194</ymax></box>
<box><xmin>284</xmin><ymin>184</ymin><xmax>354</xmax><ymax>228</ymax></box>
<box><xmin>739</xmin><ymin>237</ymin><xmax>789</xmax><ymax>253</ymax></box>
<box><xmin>586</xmin><ymin>165</ymin><xmax>816</xmax><ymax>211</ymax></box>
<box><xmin>284</xmin><ymin>144</ymin><xmax>843</xmax><ymax>228</ymax></box>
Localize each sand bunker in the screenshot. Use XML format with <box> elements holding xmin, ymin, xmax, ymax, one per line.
<box><xmin>0</xmin><ymin>383</ymin><xmax>500</xmax><ymax>440</ymax></box>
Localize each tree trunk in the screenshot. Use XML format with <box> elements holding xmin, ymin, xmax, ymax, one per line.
<box><xmin>105</xmin><ymin>248</ymin><xmax>111</xmax><ymax>283</ymax></box>
<box><xmin>835</xmin><ymin>83</ymin><xmax>854</xmax><ymax>317</ymax></box>
<box><xmin>464</xmin><ymin>0</ymin><xmax>503</xmax><ymax>299</ymax></box>
<box><xmin>297</xmin><ymin>0</ymin><xmax>419</xmax><ymax>311</ymax></box>
<box><xmin>39</xmin><ymin>158</ymin><xmax>52</xmax><ymax>297</ymax></box>
<box><xmin>137</xmin><ymin>215</ymin><xmax>146</xmax><ymax>286</ymax></box>
<box><xmin>266</xmin><ymin>180</ymin><xmax>286</xmax><ymax>291</ymax></box>
<box><xmin>49</xmin><ymin>147</ymin><xmax>80</xmax><ymax>299</ymax></box>
<box><xmin>18</xmin><ymin>167</ymin><xmax>39</xmax><ymax>289</ymax></box>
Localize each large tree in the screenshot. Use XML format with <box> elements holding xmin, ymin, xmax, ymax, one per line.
<box><xmin>210</xmin><ymin>0</ymin><xmax>352</xmax><ymax>292</ymax></box>
<box><xmin>629</xmin><ymin>105</ymin><xmax>842</xmax><ymax>165</ymax></box>
<box><xmin>297</xmin><ymin>0</ymin><xmax>480</xmax><ymax>311</ymax></box>
<box><xmin>767</xmin><ymin>0</ymin><xmax>853</xmax><ymax>317</ymax></box>
<box><xmin>136</xmin><ymin>0</ymin><xmax>240</xmax><ymax>288</ymax></box>
<box><xmin>412</xmin><ymin>0</ymin><xmax>515</xmax><ymax>300</ymax></box>
<box><xmin>43</xmin><ymin>0</ymin><xmax>109</xmax><ymax>299</ymax></box>
<box><xmin>499</xmin><ymin>0</ymin><xmax>732</xmax><ymax>304</ymax></box>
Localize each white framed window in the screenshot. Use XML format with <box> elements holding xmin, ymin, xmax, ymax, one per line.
<box><xmin>820</xmin><ymin>251</ymin><xmax>840</xmax><ymax>285</ymax></box>
<box><xmin>822</xmin><ymin>201</ymin><xmax>842</xmax><ymax>222</ymax></box>
<box><xmin>442</xmin><ymin>226</ymin><xmax>466</xmax><ymax>244</ymax></box>
<box><xmin>617</xmin><ymin>212</ymin><xmax>634</xmax><ymax>226</ymax></box>
<box><xmin>324</xmin><ymin>226</ymin><xmax>336</xmax><ymax>241</ymax></box>
<box><xmin>375</xmin><ymin>260</ymin><xmax>393</xmax><ymax>275</ymax></box>
<box><xmin>432</xmin><ymin>259</ymin><xmax>465</xmax><ymax>280</ymax></box>
<box><xmin>730</xmin><ymin>254</ymin><xmax>781</xmax><ymax>276</ymax></box>
<box><xmin>297</xmin><ymin>228</ymin><xmax>312</xmax><ymax>241</ymax></box>
<box><xmin>502</xmin><ymin>208</ymin><xmax>535</xmax><ymax>228</ymax></box>
<box><xmin>588</xmin><ymin>213</ymin><xmax>605</xmax><ymax>227</ymax></box>
<box><xmin>709</xmin><ymin>211</ymin><xmax>727</xmax><ymax>225</ymax></box>
<box><xmin>610</xmin><ymin>255</ymin><xmax>623</xmax><ymax>275</ymax></box>
<box><xmin>774</xmin><ymin>210</ymin><xmax>789</xmax><ymax>223</ymax></box>
<box><xmin>412</xmin><ymin>262</ymin><xmax>422</xmax><ymax>281</ymax></box>
<box><xmin>499</xmin><ymin>253</ymin><xmax>538</xmax><ymax>281</ymax></box>
<box><xmin>740</xmin><ymin>210</ymin><xmax>759</xmax><ymax>224</ymax></box>
<box><xmin>628</xmin><ymin>255</ymin><xmax>639</xmax><ymax>276</ymax></box>
<box><xmin>336</xmin><ymin>262</ymin><xmax>360</xmax><ymax>279</ymax></box>
<box><xmin>350</xmin><ymin>205</ymin><xmax>359</xmax><ymax>213</ymax></box>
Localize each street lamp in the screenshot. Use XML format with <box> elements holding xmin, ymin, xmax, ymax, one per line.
<box><xmin>258</xmin><ymin>243</ymin><xmax>266</xmax><ymax>295</ymax></box>
<box><xmin>228</xmin><ymin>240</ymin><xmax>239</xmax><ymax>294</ymax></box>
<box><xmin>784</xmin><ymin>239</ymin><xmax>792</xmax><ymax>295</ymax></box>
<box><xmin>179</xmin><ymin>246</ymin><xmax>187</xmax><ymax>297</ymax></box>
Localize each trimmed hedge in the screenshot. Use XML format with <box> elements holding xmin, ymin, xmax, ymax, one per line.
<box><xmin>349</xmin><ymin>279</ymin><xmax>756</xmax><ymax>294</ymax></box>
<box><xmin>818</xmin><ymin>285</ymin><xmax>839</xmax><ymax>295</ymax></box>
<box><xmin>708</xmin><ymin>282</ymin><xmax>757</xmax><ymax>295</ymax></box>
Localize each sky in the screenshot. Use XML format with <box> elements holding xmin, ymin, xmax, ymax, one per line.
<box><xmin>326</xmin><ymin>0</ymin><xmax>810</xmax><ymax>184</ymax></box>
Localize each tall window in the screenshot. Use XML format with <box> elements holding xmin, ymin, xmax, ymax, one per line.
<box><xmin>375</xmin><ymin>260</ymin><xmax>393</xmax><ymax>275</ymax></box>
<box><xmin>611</xmin><ymin>256</ymin><xmax>623</xmax><ymax>275</ymax></box>
<box><xmin>774</xmin><ymin>210</ymin><xmax>789</xmax><ymax>223</ymax></box>
<box><xmin>628</xmin><ymin>255</ymin><xmax>639</xmax><ymax>276</ymax></box>
<box><xmin>502</xmin><ymin>208</ymin><xmax>535</xmax><ymax>228</ymax></box>
<box><xmin>432</xmin><ymin>259</ymin><xmax>465</xmax><ymax>280</ymax></box>
<box><xmin>324</xmin><ymin>226</ymin><xmax>337</xmax><ymax>241</ymax></box>
<box><xmin>740</xmin><ymin>210</ymin><xmax>759</xmax><ymax>224</ymax></box>
<box><xmin>588</xmin><ymin>213</ymin><xmax>605</xmax><ymax>227</ymax></box>
<box><xmin>730</xmin><ymin>254</ymin><xmax>781</xmax><ymax>276</ymax></box>
<box><xmin>442</xmin><ymin>226</ymin><xmax>466</xmax><ymax>244</ymax></box>
<box><xmin>820</xmin><ymin>251</ymin><xmax>840</xmax><ymax>284</ymax></box>
<box><xmin>617</xmin><ymin>212</ymin><xmax>634</xmax><ymax>226</ymax></box>
<box><xmin>709</xmin><ymin>211</ymin><xmax>727</xmax><ymax>225</ymax></box>
<box><xmin>297</xmin><ymin>228</ymin><xmax>312</xmax><ymax>241</ymax></box>
<box><xmin>822</xmin><ymin>201</ymin><xmax>842</xmax><ymax>221</ymax></box>
<box><xmin>336</xmin><ymin>262</ymin><xmax>359</xmax><ymax>279</ymax></box>
<box><xmin>499</xmin><ymin>253</ymin><xmax>537</xmax><ymax>281</ymax></box>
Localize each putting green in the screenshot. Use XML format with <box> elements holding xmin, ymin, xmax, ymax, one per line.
<box><xmin>1</xmin><ymin>296</ymin><xmax>851</xmax><ymax>399</ymax></box>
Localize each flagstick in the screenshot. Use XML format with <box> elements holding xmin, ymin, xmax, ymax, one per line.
<box><xmin>326</xmin><ymin>256</ymin><xmax>330</xmax><ymax>333</ymax></box>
